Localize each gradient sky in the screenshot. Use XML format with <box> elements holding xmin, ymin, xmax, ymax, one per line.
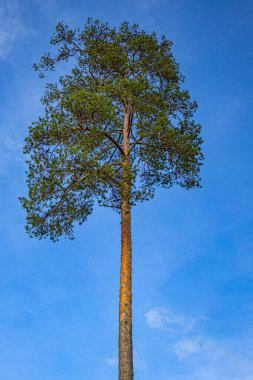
<box><xmin>0</xmin><ymin>0</ymin><xmax>253</xmax><ymax>379</ymax></box>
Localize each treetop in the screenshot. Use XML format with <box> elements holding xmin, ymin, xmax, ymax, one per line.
<box><xmin>20</xmin><ymin>18</ymin><xmax>203</xmax><ymax>241</ymax></box>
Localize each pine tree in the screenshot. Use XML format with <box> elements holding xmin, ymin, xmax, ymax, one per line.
<box><xmin>20</xmin><ymin>19</ymin><xmax>203</xmax><ymax>380</ymax></box>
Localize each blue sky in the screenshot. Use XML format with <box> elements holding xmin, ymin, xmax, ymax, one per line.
<box><xmin>0</xmin><ymin>0</ymin><xmax>253</xmax><ymax>379</ymax></box>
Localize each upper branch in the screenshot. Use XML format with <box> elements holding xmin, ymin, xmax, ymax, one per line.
<box><xmin>76</xmin><ymin>125</ymin><xmax>125</xmax><ymax>156</ymax></box>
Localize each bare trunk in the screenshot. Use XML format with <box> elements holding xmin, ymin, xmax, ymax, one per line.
<box><xmin>118</xmin><ymin>111</ymin><xmax>133</xmax><ymax>380</ymax></box>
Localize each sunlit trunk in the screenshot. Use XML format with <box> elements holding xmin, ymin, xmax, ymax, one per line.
<box><xmin>118</xmin><ymin>111</ymin><xmax>133</xmax><ymax>380</ymax></box>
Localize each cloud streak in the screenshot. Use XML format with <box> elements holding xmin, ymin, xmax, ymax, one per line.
<box><xmin>0</xmin><ymin>135</ymin><xmax>23</xmax><ymax>175</ymax></box>
<box><xmin>133</xmin><ymin>0</ymin><xmax>166</xmax><ymax>11</ymax></box>
<box><xmin>169</xmin><ymin>335</ymin><xmax>253</xmax><ymax>380</ymax></box>
<box><xmin>0</xmin><ymin>2</ymin><xmax>31</xmax><ymax>58</ymax></box>
<box><xmin>105</xmin><ymin>357</ymin><xmax>117</xmax><ymax>366</ymax></box>
<box><xmin>169</xmin><ymin>335</ymin><xmax>216</xmax><ymax>360</ymax></box>
<box><xmin>145</xmin><ymin>307</ymin><xmax>196</xmax><ymax>333</ymax></box>
<box><xmin>145</xmin><ymin>307</ymin><xmax>253</xmax><ymax>379</ymax></box>
<box><xmin>105</xmin><ymin>351</ymin><xmax>147</xmax><ymax>370</ymax></box>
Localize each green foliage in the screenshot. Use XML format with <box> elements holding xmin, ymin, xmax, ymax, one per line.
<box><xmin>20</xmin><ymin>18</ymin><xmax>203</xmax><ymax>241</ymax></box>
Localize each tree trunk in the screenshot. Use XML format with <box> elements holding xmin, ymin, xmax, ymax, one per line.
<box><xmin>118</xmin><ymin>111</ymin><xmax>133</xmax><ymax>380</ymax></box>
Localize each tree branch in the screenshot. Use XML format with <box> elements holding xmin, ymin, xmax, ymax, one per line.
<box><xmin>76</xmin><ymin>124</ymin><xmax>125</xmax><ymax>156</ymax></box>
<box><xmin>40</xmin><ymin>176</ymin><xmax>82</xmax><ymax>222</ymax></box>
<box><xmin>129</xmin><ymin>135</ymin><xmax>146</xmax><ymax>153</ymax></box>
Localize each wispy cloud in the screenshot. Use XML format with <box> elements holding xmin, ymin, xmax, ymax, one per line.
<box><xmin>134</xmin><ymin>0</ymin><xmax>166</xmax><ymax>11</ymax></box>
<box><xmin>134</xmin><ymin>351</ymin><xmax>147</xmax><ymax>370</ymax></box>
<box><xmin>144</xmin><ymin>306</ymin><xmax>253</xmax><ymax>380</ymax></box>
<box><xmin>0</xmin><ymin>2</ymin><xmax>31</xmax><ymax>58</ymax></box>
<box><xmin>145</xmin><ymin>307</ymin><xmax>196</xmax><ymax>333</ymax></box>
<box><xmin>105</xmin><ymin>352</ymin><xmax>147</xmax><ymax>370</ymax></box>
<box><xmin>126</xmin><ymin>0</ymin><xmax>166</xmax><ymax>27</ymax></box>
<box><xmin>105</xmin><ymin>357</ymin><xmax>118</xmax><ymax>366</ymax></box>
<box><xmin>169</xmin><ymin>335</ymin><xmax>253</xmax><ymax>380</ymax></box>
<box><xmin>0</xmin><ymin>135</ymin><xmax>23</xmax><ymax>175</ymax></box>
<box><xmin>33</xmin><ymin>0</ymin><xmax>57</xmax><ymax>14</ymax></box>
<box><xmin>169</xmin><ymin>335</ymin><xmax>217</xmax><ymax>360</ymax></box>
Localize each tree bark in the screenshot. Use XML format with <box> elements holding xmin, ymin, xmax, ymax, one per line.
<box><xmin>118</xmin><ymin>111</ymin><xmax>133</xmax><ymax>380</ymax></box>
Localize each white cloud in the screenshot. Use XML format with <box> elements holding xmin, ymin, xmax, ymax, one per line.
<box><xmin>126</xmin><ymin>0</ymin><xmax>167</xmax><ymax>27</ymax></box>
<box><xmin>134</xmin><ymin>351</ymin><xmax>147</xmax><ymax>370</ymax></box>
<box><xmin>133</xmin><ymin>0</ymin><xmax>166</xmax><ymax>11</ymax></box>
<box><xmin>169</xmin><ymin>335</ymin><xmax>216</xmax><ymax>360</ymax></box>
<box><xmin>0</xmin><ymin>1</ymin><xmax>30</xmax><ymax>58</ymax></box>
<box><xmin>33</xmin><ymin>0</ymin><xmax>57</xmax><ymax>13</ymax></box>
<box><xmin>105</xmin><ymin>357</ymin><xmax>117</xmax><ymax>366</ymax></box>
<box><xmin>0</xmin><ymin>135</ymin><xmax>23</xmax><ymax>175</ymax></box>
<box><xmin>145</xmin><ymin>307</ymin><xmax>196</xmax><ymax>333</ymax></box>
<box><xmin>169</xmin><ymin>335</ymin><xmax>253</xmax><ymax>380</ymax></box>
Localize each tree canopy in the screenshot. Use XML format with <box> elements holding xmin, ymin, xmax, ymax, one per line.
<box><xmin>20</xmin><ymin>19</ymin><xmax>203</xmax><ymax>241</ymax></box>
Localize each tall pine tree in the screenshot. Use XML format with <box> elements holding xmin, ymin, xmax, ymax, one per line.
<box><xmin>20</xmin><ymin>19</ymin><xmax>203</xmax><ymax>380</ymax></box>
